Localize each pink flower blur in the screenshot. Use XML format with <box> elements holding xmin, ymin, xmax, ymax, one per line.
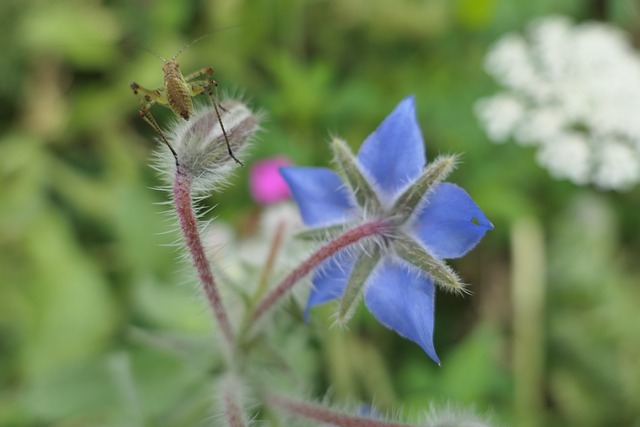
<box><xmin>249</xmin><ymin>156</ymin><xmax>293</xmax><ymax>205</ymax></box>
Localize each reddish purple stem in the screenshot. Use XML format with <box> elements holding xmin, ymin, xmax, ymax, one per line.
<box><xmin>267</xmin><ymin>393</ymin><xmax>412</xmax><ymax>427</ymax></box>
<box><xmin>173</xmin><ymin>168</ymin><xmax>235</xmax><ymax>345</ymax></box>
<box><xmin>249</xmin><ymin>219</ymin><xmax>390</xmax><ymax>326</ymax></box>
<box><xmin>222</xmin><ymin>379</ymin><xmax>247</xmax><ymax>427</ymax></box>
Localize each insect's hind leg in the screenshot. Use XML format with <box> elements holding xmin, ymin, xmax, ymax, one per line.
<box><xmin>190</xmin><ymin>79</ymin><xmax>243</xmax><ymax>166</ymax></box>
<box><xmin>130</xmin><ymin>83</ymin><xmax>179</xmax><ymax>167</ymax></box>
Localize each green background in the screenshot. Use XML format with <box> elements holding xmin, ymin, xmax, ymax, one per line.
<box><xmin>1</xmin><ymin>0</ymin><xmax>639</xmax><ymax>425</ymax></box>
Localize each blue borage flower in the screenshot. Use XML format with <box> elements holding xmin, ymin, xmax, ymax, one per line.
<box><xmin>280</xmin><ymin>96</ymin><xmax>493</xmax><ymax>364</ymax></box>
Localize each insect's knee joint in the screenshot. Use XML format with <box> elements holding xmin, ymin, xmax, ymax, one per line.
<box><xmin>130</xmin><ymin>82</ymin><xmax>140</xmax><ymax>93</ymax></box>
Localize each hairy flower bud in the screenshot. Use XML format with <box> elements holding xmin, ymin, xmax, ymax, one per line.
<box><xmin>155</xmin><ymin>99</ymin><xmax>260</xmax><ymax>193</ymax></box>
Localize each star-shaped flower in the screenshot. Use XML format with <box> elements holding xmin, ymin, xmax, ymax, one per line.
<box><xmin>280</xmin><ymin>96</ymin><xmax>493</xmax><ymax>364</ymax></box>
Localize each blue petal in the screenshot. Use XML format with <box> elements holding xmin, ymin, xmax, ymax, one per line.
<box><xmin>364</xmin><ymin>260</ymin><xmax>439</xmax><ymax>364</ymax></box>
<box><xmin>304</xmin><ymin>253</ymin><xmax>356</xmax><ymax>320</ymax></box>
<box><xmin>280</xmin><ymin>166</ymin><xmax>355</xmax><ymax>227</ymax></box>
<box><xmin>357</xmin><ymin>96</ymin><xmax>426</xmax><ymax>198</ymax></box>
<box><xmin>410</xmin><ymin>183</ymin><xmax>493</xmax><ymax>259</ymax></box>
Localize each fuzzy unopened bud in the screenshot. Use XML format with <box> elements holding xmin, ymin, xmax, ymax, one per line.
<box><xmin>156</xmin><ymin>99</ymin><xmax>260</xmax><ymax>193</ymax></box>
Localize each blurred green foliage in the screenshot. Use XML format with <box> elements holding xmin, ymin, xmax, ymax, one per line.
<box><xmin>1</xmin><ymin>0</ymin><xmax>640</xmax><ymax>425</ymax></box>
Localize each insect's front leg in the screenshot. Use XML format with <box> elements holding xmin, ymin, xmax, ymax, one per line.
<box><xmin>130</xmin><ymin>83</ymin><xmax>179</xmax><ymax>166</ymax></box>
<box><xmin>183</xmin><ymin>66</ymin><xmax>214</xmax><ymax>82</ymax></box>
<box><xmin>184</xmin><ymin>67</ymin><xmax>228</xmax><ymax>112</ymax></box>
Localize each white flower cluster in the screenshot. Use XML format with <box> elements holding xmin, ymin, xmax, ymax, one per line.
<box><xmin>475</xmin><ymin>16</ymin><xmax>640</xmax><ymax>190</ymax></box>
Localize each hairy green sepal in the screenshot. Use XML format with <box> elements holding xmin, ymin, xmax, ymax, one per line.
<box><xmin>331</xmin><ymin>138</ymin><xmax>382</xmax><ymax>212</ymax></box>
<box><xmin>394</xmin><ymin>234</ymin><xmax>466</xmax><ymax>294</ymax></box>
<box><xmin>337</xmin><ymin>246</ymin><xmax>382</xmax><ymax>324</ymax></box>
<box><xmin>295</xmin><ymin>224</ymin><xmax>350</xmax><ymax>241</ymax></box>
<box><xmin>392</xmin><ymin>154</ymin><xmax>458</xmax><ymax>222</ymax></box>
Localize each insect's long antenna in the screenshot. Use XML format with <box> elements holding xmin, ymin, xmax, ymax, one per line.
<box><xmin>172</xmin><ymin>34</ymin><xmax>212</xmax><ymax>61</ymax></box>
<box><xmin>172</xmin><ymin>24</ymin><xmax>245</xmax><ymax>61</ymax></box>
<box><xmin>140</xmin><ymin>46</ymin><xmax>167</xmax><ymax>63</ymax></box>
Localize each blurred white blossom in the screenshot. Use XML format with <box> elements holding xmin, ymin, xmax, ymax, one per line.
<box><xmin>204</xmin><ymin>203</ymin><xmax>307</xmax><ymax>286</ymax></box>
<box><xmin>237</xmin><ymin>202</ymin><xmax>306</xmax><ymax>270</ymax></box>
<box><xmin>476</xmin><ymin>16</ymin><xmax>640</xmax><ymax>190</ymax></box>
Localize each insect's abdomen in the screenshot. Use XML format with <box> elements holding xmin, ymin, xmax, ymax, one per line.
<box><xmin>164</xmin><ymin>61</ymin><xmax>193</xmax><ymax>120</ymax></box>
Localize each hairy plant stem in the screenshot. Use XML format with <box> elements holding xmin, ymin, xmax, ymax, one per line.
<box><xmin>173</xmin><ymin>167</ymin><xmax>235</xmax><ymax>346</ymax></box>
<box><xmin>246</xmin><ymin>219</ymin><xmax>390</xmax><ymax>332</ymax></box>
<box><xmin>254</xmin><ymin>220</ymin><xmax>287</xmax><ymax>303</ymax></box>
<box><xmin>221</xmin><ymin>376</ymin><xmax>247</xmax><ymax>427</ymax></box>
<box><xmin>266</xmin><ymin>393</ymin><xmax>412</xmax><ymax>427</ymax></box>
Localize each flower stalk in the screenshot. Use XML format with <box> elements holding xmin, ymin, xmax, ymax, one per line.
<box><xmin>157</xmin><ymin>100</ymin><xmax>259</xmax><ymax>349</ymax></box>
<box><xmin>220</xmin><ymin>376</ymin><xmax>249</xmax><ymax>427</ymax></box>
<box><xmin>246</xmin><ymin>219</ymin><xmax>391</xmax><ymax>329</ymax></box>
<box><xmin>173</xmin><ymin>166</ymin><xmax>235</xmax><ymax>346</ymax></box>
<box><xmin>266</xmin><ymin>393</ymin><xmax>413</xmax><ymax>427</ymax></box>
<box><xmin>254</xmin><ymin>220</ymin><xmax>287</xmax><ymax>303</ymax></box>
